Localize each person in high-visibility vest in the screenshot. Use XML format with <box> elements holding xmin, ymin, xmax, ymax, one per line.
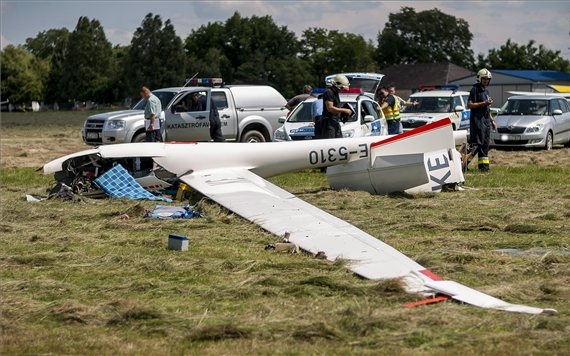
<box><xmin>466</xmin><ymin>68</ymin><xmax>496</xmax><ymax>172</ymax></box>
<box><xmin>378</xmin><ymin>86</ymin><xmax>403</xmax><ymax>135</ymax></box>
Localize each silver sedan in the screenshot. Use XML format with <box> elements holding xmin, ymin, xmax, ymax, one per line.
<box><xmin>490</xmin><ymin>95</ymin><xmax>570</xmax><ymax>150</ymax></box>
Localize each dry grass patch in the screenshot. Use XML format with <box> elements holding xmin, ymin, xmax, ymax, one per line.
<box><xmin>1</xmin><ymin>112</ymin><xmax>570</xmax><ymax>354</ymax></box>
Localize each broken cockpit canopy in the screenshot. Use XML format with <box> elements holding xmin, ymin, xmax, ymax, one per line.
<box><xmin>51</xmin><ymin>153</ymin><xmax>176</xmax><ymax>198</ymax></box>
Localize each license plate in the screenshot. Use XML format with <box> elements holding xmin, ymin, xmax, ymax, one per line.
<box><xmin>86</xmin><ymin>132</ymin><xmax>99</xmax><ymax>139</ymax></box>
<box><xmin>508</xmin><ymin>135</ymin><xmax>521</xmax><ymax>141</ymax></box>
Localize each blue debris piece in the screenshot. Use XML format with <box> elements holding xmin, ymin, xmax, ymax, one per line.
<box><xmin>145</xmin><ymin>203</ymin><xmax>203</xmax><ymax>220</ymax></box>
<box><xmin>94</xmin><ymin>164</ymin><xmax>172</xmax><ymax>202</ymax></box>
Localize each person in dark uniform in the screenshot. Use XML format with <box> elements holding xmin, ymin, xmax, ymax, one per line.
<box><xmin>466</xmin><ymin>68</ymin><xmax>496</xmax><ymax>172</ymax></box>
<box><xmin>189</xmin><ymin>92</ymin><xmax>224</xmax><ymax>142</ymax></box>
<box><xmin>322</xmin><ymin>74</ymin><xmax>352</xmax><ymax>139</ymax></box>
<box><xmin>209</xmin><ymin>97</ymin><xmax>225</xmax><ymax>142</ymax></box>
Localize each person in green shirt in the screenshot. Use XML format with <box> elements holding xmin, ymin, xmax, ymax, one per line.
<box><xmin>140</xmin><ymin>86</ymin><xmax>163</xmax><ymax>142</ymax></box>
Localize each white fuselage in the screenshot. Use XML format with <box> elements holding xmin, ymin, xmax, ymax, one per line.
<box><xmin>154</xmin><ymin>137</ymin><xmax>381</xmax><ymax>178</ymax></box>
<box><xmin>45</xmin><ymin>118</ymin><xmax>465</xmax><ymax>196</ymax></box>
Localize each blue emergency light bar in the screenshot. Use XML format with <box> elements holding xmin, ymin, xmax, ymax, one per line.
<box><xmin>187</xmin><ymin>78</ymin><xmax>223</xmax><ymax>86</ymax></box>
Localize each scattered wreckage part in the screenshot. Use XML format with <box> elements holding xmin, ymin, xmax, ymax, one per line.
<box><xmin>25</xmin><ymin>194</ymin><xmax>46</xmax><ymax>202</ymax></box>
<box><xmin>265</xmin><ymin>242</ymin><xmax>299</xmax><ymax>254</ymax></box>
<box><xmin>404</xmin><ymin>295</ymin><xmax>451</xmax><ymax>308</ymax></box>
<box><xmin>168</xmin><ymin>234</ymin><xmax>189</xmax><ymax>251</ymax></box>
<box><xmin>47</xmin><ymin>182</ymin><xmax>85</xmax><ymax>203</ymax></box>
<box><xmin>145</xmin><ymin>204</ymin><xmax>203</xmax><ymax>220</ymax></box>
<box><xmin>42</xmin><ymin>119</ymin><xmax>553</xmax><ymax>314</ymax></box>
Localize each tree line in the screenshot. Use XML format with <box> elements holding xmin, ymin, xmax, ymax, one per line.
<box><xmin>2</xmin><ymin>7</ymin><xmax>569</xmax><ymax>108</ymax></box>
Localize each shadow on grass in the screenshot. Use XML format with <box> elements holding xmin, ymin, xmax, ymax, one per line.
<box><xmin>292</xmin><ymin>322</ymin><xmax>340</xmax><ymax>341</ymax></box>
<box><xmin>107</xmin><ymin>306</ymin><xmax>163</xmax><ymax>326</ymax></box>
<box><xmin>187</xmin><ymin>323</ymin><xmax>251</xmax><ymax>342</ymax></box>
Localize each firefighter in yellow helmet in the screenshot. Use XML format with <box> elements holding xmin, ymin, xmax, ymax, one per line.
<box><xmin>466</xmin><ymin>69</ymin><xmax>496</xmax><ymax>172</ymax></box>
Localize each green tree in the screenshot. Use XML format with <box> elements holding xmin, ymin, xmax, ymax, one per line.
<box><xmin>124</xmin><ymin>13</ymin><xmax>187</xmax><ymax>95</ymax></box>
<box><xmin>187</xmin><ymin>48</ymin><xmax>232</xmax><ymax>80</ymax></box>
<box><xmin>0</xmin><ymin>45</ymin><xmax>47</xmax><ymax>104</ymax></box>
<box><xmin>24</xmin><ymin>28</ymin><xmax>70</xmax><ymax>60</ymax></box>
<box><xmin>59</xmin><ymin>16</ymin><xmax>114</xmax><ymax>102</ymax></box>
<box><xmin>477</xmin><ymin>39</ymin><xmax>570</xmax><ymax>72</ymax></box>
<box><xmin>24</xmin><ymin>28</ymin><xmax>70</xmax><ymax>103</ymax></box>
<box><xmin>301</xmin><ymin>28</ymin><xmax>376</xmax><ymax>85</ymax></box>
<box><xmin>185</xmin><ymin>12</ymin><xmax>311</xmax><ymax>98</ymax></box>
<box><xmin>376</xmin><ymin>7</ymin><xmax>474</xmax><ymax>69</ymax></box>
<box><xmin>109</xmin><ymin>45</ymin><xmax>130</xmax><ymax>103</ymax></box>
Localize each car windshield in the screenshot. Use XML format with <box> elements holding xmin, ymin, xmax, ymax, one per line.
<box><xmin>401</xmin><ymin>96</ymin><xmax>452</xmax><ymax>113</ymax></box>
<box><xmin>132</xmin><ymin>91</ymin><xmax>177</xmax><ymax>110</ymax></box>
<box><xmin>287</xmin><ymin>101</ymin><xmax>314</xmax><ymax>123</ymax></box>
<box><xmin>499</xmin><ymin>99</ymin><xmax>550</xmax><ymax>116</ymax></box>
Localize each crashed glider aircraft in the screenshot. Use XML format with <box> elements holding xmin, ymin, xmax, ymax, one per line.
<box><xmin>44</xmin><ymin>119</ymin><xmax>555</xmax><ymax>314</ymax></box>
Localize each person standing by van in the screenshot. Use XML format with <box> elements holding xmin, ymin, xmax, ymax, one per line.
<box><xmin>209</xmin><ymin>97</ymin><xmax>225</xmax><ymax>142</ymax></box>
<box><xmin>141</xmin><ymin>86</ymin><xmax>163</xmax><ymax>142</ymax></box>
<box><xmin>322</xmin><ymin>75</ymin><xmax>352</xmax><ymax>139</ymax></box>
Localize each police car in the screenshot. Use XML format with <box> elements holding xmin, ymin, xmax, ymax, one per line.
<box><xmin>400</xmin><ymin>84</ymin><xmax>471</xmax><ymax>131</ymax></box>
<box><xmin>273</xmin><ymin>73</ymin><xmax>387</xmax><ymax>141</ymax></box>
<box><xmin>273</xmin><ymin>88</ymin><xmax>386</xmax><ymax>141</ymax></box>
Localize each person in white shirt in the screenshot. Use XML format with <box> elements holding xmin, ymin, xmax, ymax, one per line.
<box><xmin>141</xmin><ymin>86</ymin><xmax>163</xmax><ymax>142</ymax></box>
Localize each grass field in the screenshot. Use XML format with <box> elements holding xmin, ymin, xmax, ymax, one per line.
<box><xmin>1</xmin><ymin>111</ymin><xmax>570</xmax><ymax>355</ymax></box>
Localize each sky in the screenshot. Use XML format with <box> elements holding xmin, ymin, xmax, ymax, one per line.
<box><xmin>1</xmin><ymin>0</ymin><xmax>570</xmax><ymax>62</ymax></box>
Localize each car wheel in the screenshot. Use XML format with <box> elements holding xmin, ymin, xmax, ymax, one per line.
<box><xmin>545</xmin><ymin>131</ymin><xmax>553</xmax><ymax>150</ymax></box>
<box><xmin>132</xmin><ymin>132</ymin><xmax>146</xmax><ymax>143</ymax></box>
<box><xmin>240</xmin><ymin>130</ymin><xmax>266</xmax><ymax>143</ymax></box>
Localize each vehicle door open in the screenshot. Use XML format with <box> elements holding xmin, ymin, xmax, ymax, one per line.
<box><xmin>166</xmin><ymin>89</ymin><xmax>211</xmax><ymax>141</ymax></box>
